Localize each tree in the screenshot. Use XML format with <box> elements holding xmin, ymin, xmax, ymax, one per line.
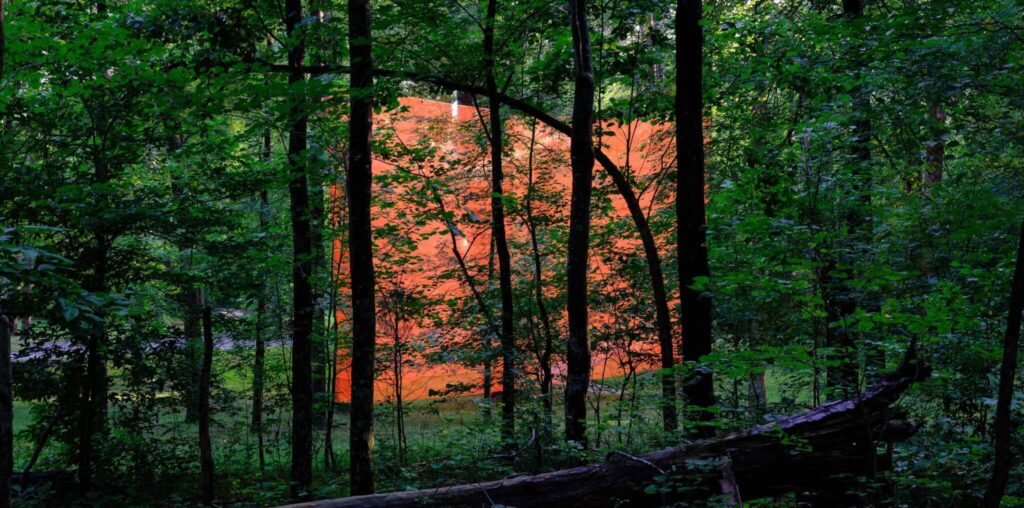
<box><xmin>565</xmin><ymin>0</ymin><xmax>596</xmax><ymax>446</ymax></box>
<box><xmin>522</xmin><ymin>121</ymin><xmax>558</xmax><ymax>427</ymax></box>
<box><xmin>0</xmin><ymin>3</ymin><xmax>10</xmax><ymax>504</ymax></box>
<box><xmin>982</xmin><ymin>220</ymin><xmax>1024</xmax><ymax>507</ymax></box>
<box><xmin>251</xmin><ymin>129</ymin><xmax>272</xmax><ymax>477</ymax></box>
<box><xmin>348</xmin><ymin>0</ymin><xmax>378</xmax><ymax>495</ymax></box>
<box><xmin>483</xmin><ymin>0</ymin><xmax>517</xmax><ymax>448</ymax></box>
<box><xmin>821</xmin><ymin>0</ymin><xmax>871</xmax><ymax>398</ymax></box>
<box><xmin>198</xmin><ymin>304</ymin><xmax>215</xmax><ymax>505</ymax></box>
<box><xmin>284</xmin><ymin>0</ymin><xmax>315</xmax><ymax>497</ymax></box>
<box><xmin>676</xmin><ymin>0</ymin><xmax>715</xmax><ymax>435</ymax></box>
<box><xmin>0</xmin><ymin>313</ymin><xmax>10</xmax><ymax>508</ymax></box>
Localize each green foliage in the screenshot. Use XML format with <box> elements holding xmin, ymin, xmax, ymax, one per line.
<box><xmin>2</xmin><ymin>0</ymin><xmax>1024</xmax><ymax>505</ymax></box>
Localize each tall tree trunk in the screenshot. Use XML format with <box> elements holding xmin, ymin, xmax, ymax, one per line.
<box><xmin>80</xmin><ymin>229</ymin><xmax>109</xmax><ymax>493</ymax></box>
<box><xmin>170</xmin><ymin>131</ymin><xmax>202</xmax><ymax>425</ymax></box>
<box><xmin>483</xmin><ymin>0</ymin><xmax>516</xmax><ymax>446</ymax></box>
<box><xmin>0</xmin><ymin>313</ymin><xmax>12</xmax><ymax>508</ymax></box>
<box><xmin>82</xmin><ymin>12</ymin><xmax>111</xmax><ymax>492</ymax></box>
<box><xmin>252</xmin><ymin>128</ymin><xmax>271</xmax><ymax>478</ymax></box>
<box><xmin>565</xmin><ymin>0</ymin><xmax>595</xmax><ymax>446</ymax></box>
<box><xmin>308</xmin><ymin>1</ymin><xmax>329</xmax><ymax>428</ymax></box>
<box><xmin>184</xmin><ymin>285</ymin><xmax>204</xmax><ymax>423</ymax></box>
<box><xmin>0</xmin><ymin>6</ymin><xmax>10</xmax><ymax>506</ymax></box>
<box><xmin>79</xmin><ymin>135</ymin><xmax>113</xmax><ymax>492</ymax></box>
<box><xmin>348</xmin><ymin>0</ymin><xmax>377</xmax><ymax>495</ymax></box>
<box><xmin>676</xmin><ymin>0</ymin><xmax>715</xmax><ymax>436</ymax></box>
<box><xmin>284</xmin><ymin>0</ymin><xmax>314</xmax><ymax>498</ymax></box>
<box><xmin>982</xmin><ymin>220</ymin><xmax>1024</xmax><ymax>507</ymax></box>
<box><xmin>824</xmin><ymin>0</ymin><xmax>870</xmax><ymax>397</ymax></box>
<box><xmin>199</xmin><ymin>305</ymin><xmax>215</xmax><ymax>505</ymax></box>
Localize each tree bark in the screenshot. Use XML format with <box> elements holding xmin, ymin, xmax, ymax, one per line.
<box><xmin>565</xmin><ymin>0</ymin><xmax>596</xmax><ymax>446</ymax></box>
<box><xmin>284</xmin><ymin>0</ymin><xmax>314</xmax><ymax>498</ymax></box>
<box><xmin>483</xmin><ymin>0</ymin><xmax>516</xmax><ymax>447</ymax></box>
<box><xmin>676</xmin><ymin>0</ymin><xmax>715</xmax><ymax>435</ymax></box>
<box><xmin>0</xmin><ymin>314</ymin><xmax>12</xmax><ymax>508</ymax></box>
<box><xmin>199</xmin><ymin>305</ymin><xmax>215</xmax><ymax>506</ymax></box>
<box><xmin>281</xmin><ymin>356</ymin><xmax>930</xmax><ymax>508</ymax></box>
<box><xmin>982</xmin><ymin>220</ymin><xmax>1024</xmax><ymax>507</ymax></box>
<box><xmin>347</xmin><ymin>0</ymin><xmax>377</xmax><ymax>495</ymax></box>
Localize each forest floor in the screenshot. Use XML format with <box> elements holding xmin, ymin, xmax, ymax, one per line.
<box><xmin>10</xmin><ymin>337</ymin><xmax>806</xmax><ymax>503</ymax></box>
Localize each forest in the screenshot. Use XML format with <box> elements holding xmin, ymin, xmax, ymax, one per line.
<box><xmin>1</xmin><ymin>0</ymin><xmax>1023</xmax><ymax>506</ymax></box>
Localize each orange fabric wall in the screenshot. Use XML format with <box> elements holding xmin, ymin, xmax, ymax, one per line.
<box><xmin>334</xmin><ymin>97</ymin><xmax>675</xmax><ymax>403</ymax></box>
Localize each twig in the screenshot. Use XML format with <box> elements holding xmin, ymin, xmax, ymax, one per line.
<box><xmin>493</xmin><ymin>427</ymin><xmax>537</xmax><ymax>460</ymax></box>
<box><xmin>607</xmin><ymin>450</ymin><xmax>665</xmax><ymax>476</ymax></box>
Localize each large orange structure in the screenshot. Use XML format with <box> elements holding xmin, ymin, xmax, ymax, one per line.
<box><xmin>334</xmin><ymin>97</ymin><xmax>676</xmax><ymax>403</ymax></box>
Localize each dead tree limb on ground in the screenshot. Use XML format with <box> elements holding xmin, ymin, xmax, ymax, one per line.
<box><xmin>281</xmin><ymin>352</ymin><xmax>930</xmax><ymax>507</ymax></box>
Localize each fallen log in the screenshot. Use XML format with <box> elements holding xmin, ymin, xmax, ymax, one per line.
<box><xmin>285</xmin><ymin>354</ymin><xmax>930</xmax><ymax>507</ymax></box>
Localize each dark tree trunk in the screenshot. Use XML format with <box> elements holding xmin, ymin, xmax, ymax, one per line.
<box><xmin>347</xmin><ymin>0</ymin><xmax>377</xmax><ymax>495</ymax></box>
<box><xmin>565</xmin><ymin>0</ymin><xmax>596</xmax><ymax>446</ymax></box>
<box><xmin>284</xmin><ymin>0</ymin><xmax>314</xmax><ymax>498</ymax></box>
<box><xmin>252</xmin><ymin>128</ymin><xmax>271</xmax><ymax>478</ymax></box>
<box><xmin>184</xmin><ymin>286</ymin><xmax>204</xmax><ymax>423</ymax></box>
<box><xmin>1</xmin><ymin>15</ymin><xmax>9</xmax><ymax>506</ymax></box>
<box><xmin>199</xmin><ymin>306</ymin><xmax>215</xmax><ymax>505</ymax></box>
<box><xmin>483</xmin><ymin>0</ymin><xmax>516</xmax><ymax>446</ymax></box>
<box><xmin>169</xmin><ymin>131</ymin><xmax>202</xmax><ymax>425</ymax></box>
<box><xmin>676</xmin><ymin>0</ymin><xmax>715</xmax><ymax>435</ymax></box>
<box><xmin>79</xmin><ymin>232</ymin><xmax>109</xmax><ymax>492</ymax></box>
<box><xmin>283</xmin><ymin>356</ymin><xmax>930</xmax><ymax>508</ymax></box>
<box><xmin>253</xmin><ymin>226</ymin><xmax>267</xmax><ymax>480</ymax></box>
<box><xmin>0</xmin><ymin>314</ymin><xmax>12</xmax><ymax>508</ymax></box>
<box><xmin>825</xmin><ymin>0</ymin><xmax>871</xmax><ymax>397</ymax></box>
<box><xmin>77</xmin><ymin>140</ymin><xmax>113</xmax><ymax>490</ymax></box>
<box><xmin>982</xmin><ymin>220</ymin><xmax>1024</xmax><ymax>507</ymax></box>
<box><xmin>308</xmin><ymin>3</ymin><xmax>329</xmax><ymax>426</ymax></box>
